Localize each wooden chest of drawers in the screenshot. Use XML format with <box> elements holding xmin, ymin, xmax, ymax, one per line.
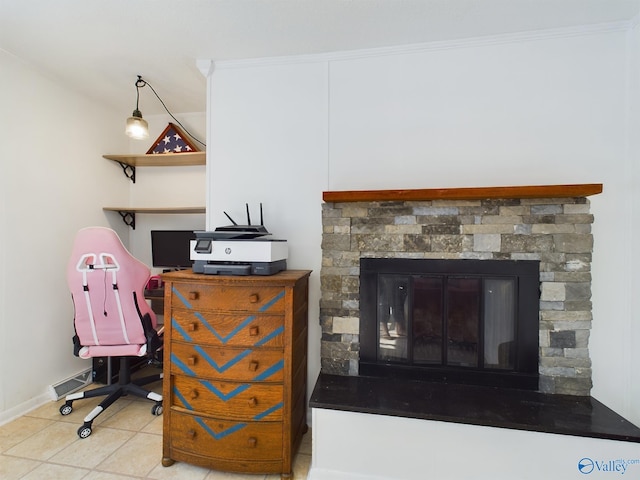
<box><xmin>160</xmin><ymin>269</ymin><xmax>311</xmax><ymax>479</ymax></box>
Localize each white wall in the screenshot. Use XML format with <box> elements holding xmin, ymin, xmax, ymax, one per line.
<box><xmin>207</xmin><ymin>22</ymin><xmax>640</xmax><ymax>426</ymax></box>
<box><xmin>207</xmin><ymin>59</ymin><xmax>329</xmax><ymax>402</ymax></box>
<box><xmin>0</xmin><ymin>50</ymin><xmax>129</xmax><ymax>422</ymax></box>
<box><xmin>0</xmin><ymin>52</ymin><xmax>206</xmax><ymax>424</ymax></box>
<box><xmin>628</xmin><ymin>15</ymin><xmax>640</xmax><ymax>426</ymax></box>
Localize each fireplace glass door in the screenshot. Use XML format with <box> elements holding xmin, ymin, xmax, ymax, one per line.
<box><xmin>361</xmin><ymin>258</ymin><xmax>539</xmax><ymax>390</ymax></box>
<box><xmin>378</xmin><ymin>274</ymin><xmax>516</xmax><ymax>370</ymax></box>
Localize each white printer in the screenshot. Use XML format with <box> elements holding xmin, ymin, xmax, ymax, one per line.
<box><xmin>190</xmin><ymin>204</ymin><xmax>287</xmax><ymax>276</ymax></box>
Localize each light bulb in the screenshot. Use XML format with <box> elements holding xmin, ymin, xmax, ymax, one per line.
<box><xmin>125</xmin><ymin>110</ymin><xmax>149</xmax><ymax>139</ymax></box>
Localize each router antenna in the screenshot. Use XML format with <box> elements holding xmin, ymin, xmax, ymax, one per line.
<box><xmin>246</xmin><ymin>203</ymin><xmax>251</xmax><ymax>225</ymax></box>
<box><xmin>260</xmin><ymin>203</ymin><xmax>264</xmax><ymax>225</ymax></box>
<box><xmin>223</xmin><ymin>211</ymin><xmax>238</xmax><ymax>225</ymax></box>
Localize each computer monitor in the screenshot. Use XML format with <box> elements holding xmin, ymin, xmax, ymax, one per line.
<box><xmin>150</xmin><ymin>230</ymin><xmax>196</xmax><ymax>269</ymax></box>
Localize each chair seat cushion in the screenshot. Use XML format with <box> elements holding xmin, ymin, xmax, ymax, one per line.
<box><xmin>79</xmin><ymin>344</ymin><xmax>148</xmax><ymax>359</ymax></box>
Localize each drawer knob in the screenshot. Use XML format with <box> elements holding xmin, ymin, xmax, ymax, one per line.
<box><xmin>249</xmin><ymin>293</ymin><xmax>259</xmax><ymax>303</ymax></box>
<box><xmin>187</xmin><ymin>429</ymin><xmax>196</xmax><ymax>439</ymax></box>
<box><xmin>249</xmin><ymin>360</ymin><xmax>259</xmax><ymax>371</ymax></box>
<box><xmin>249</xmin><ymin>326</ymin><xmax>260</xmax><ymax>336</ymax></box>
<box><xmin>188</xmin><ymin>322</ymin><xmax>198</xmax><ymax>332</ymax></box>
<box><xmin>188</xmin><ymin>291</ymin><xmax>199</xmax><ymax>300</ymax></box>
<box><xmin>189</xmin><ymin>389</ymin><xmax>199</xmax><ymax>400</ymax></box>
<box><xmin>187</xmin><ymin>356</ymin><xmax>197</xmax><ymax>366</ymax></box>
<box><xmin>248</xmin><ymin>396</ymin><xmax>258</xmax><ymax>406</ymax></box>
<box><xmin>247</xmin><ymin>437</ymin><xmax>257</xmax><ymax>448</ymax></box>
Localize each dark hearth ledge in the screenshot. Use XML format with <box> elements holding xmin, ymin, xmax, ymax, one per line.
<box><xmin>309</xmin><ymin>373</ymin><xmax>640</xmax><ymax>443</ymax></box>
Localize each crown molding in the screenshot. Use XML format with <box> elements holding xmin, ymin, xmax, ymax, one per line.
<box><xmin>196</xmin><ymin>59</ymin><xmax>215</xmax><ymax>77</ymax></box>
<box><xmin>210</xmin><ymin>20</ymin><xmax>632</xmax><ymax>72</ymax></box>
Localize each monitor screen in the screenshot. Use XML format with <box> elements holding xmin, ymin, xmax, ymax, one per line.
<box><xmin>150</xmin><ymin>230</ymin><xmax>196</xmax><ymax>269</ymax></box>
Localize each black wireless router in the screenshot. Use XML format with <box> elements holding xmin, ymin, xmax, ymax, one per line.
<box><xmin>212</xmin><ymin>203</ymin><xmax>271</xmax><ymax>239</ymax></box>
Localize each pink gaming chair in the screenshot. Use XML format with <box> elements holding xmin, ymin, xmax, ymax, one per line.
<box><xmin>60</xmin><ymin>226</ymin><xmax>163</xmax><ymax>438</ymax></box>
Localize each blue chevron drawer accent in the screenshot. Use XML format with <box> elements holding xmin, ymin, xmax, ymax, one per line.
<box><xmin>171</xmin><ymin>352</ymin><xmax>284</xmax><ymax>381</ymax></box>
<box><xmin>170</xmin><ymin>285</ymin><xmax>286</xmax><ymax>348</ymax></box>
<box><xmin>172</xmin><ymin>286</ymin><xmax>285</xmax><ymax>313</ymax></box>
<box><xmin>171</xmin><ymin>315</ymin><xmax>285</xmax><ymax>347</ymax></box>
<box><xmin>195</xmin><ymin>416</ymin><xmax>247</xmax><ymax>440</ymax></box>
<box><xmin>176</xmin><ymin>385</ymin><xmax>284</xmax><ymax>420</ymax></box>
<box><xmin>190</xmin><ymin>401</ymin><xmax>284</xmax><ymax>441</ymax></box>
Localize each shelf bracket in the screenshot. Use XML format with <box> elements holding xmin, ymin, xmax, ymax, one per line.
<box><xmin>116</xmin><ymin>211</ymin><xmax>136</xmax><ymax>229</ymax></box>
<box><xmin>117</xmin><ymin>161</ymin><xmax>136</xmax><ymax>183</ymax></box>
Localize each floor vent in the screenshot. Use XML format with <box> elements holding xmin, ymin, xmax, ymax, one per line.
<box><xmin>49</xmin><ymin>369</ymin><xmax>92</xmax><ymax>400</ymax></box>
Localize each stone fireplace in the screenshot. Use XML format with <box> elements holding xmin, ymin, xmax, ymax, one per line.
<box><xmin>320</xmin><ymin>184</ymin><xmax>603</xmax><ymax>396</ymax></box>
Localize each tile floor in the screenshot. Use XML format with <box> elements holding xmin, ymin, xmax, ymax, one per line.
<box><xmin>0</xmin><ymin>368</ymin><xmax>312</xmax><ymax>480</ymax></box>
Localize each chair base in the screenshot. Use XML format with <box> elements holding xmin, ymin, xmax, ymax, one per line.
<box><xmin>60</xmin><ymin>356</ymin><xmax>163</xmax><ymax>438</ymax></box>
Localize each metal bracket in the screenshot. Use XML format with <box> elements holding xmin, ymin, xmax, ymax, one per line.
<box><xmin>116</xmin><ymin>211</ymin><xmax>136</xmax><ymax>229</ymax></box>
<box><xmin>117</xmin><ymin>162</ymin><xmax>136</xmax><ymax>183</ymax></box>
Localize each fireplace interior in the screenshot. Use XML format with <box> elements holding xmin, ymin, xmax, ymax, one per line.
<box><xmin>359</xmin><ymin>257</ymin><xmax>540</xmax><ymax>390</ymax></box>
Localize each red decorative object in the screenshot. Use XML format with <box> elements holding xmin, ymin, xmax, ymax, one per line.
<box><xmin>146</xmin><ymin>123</ymin><xmax>199</xmax><ymax>154</ymax></box>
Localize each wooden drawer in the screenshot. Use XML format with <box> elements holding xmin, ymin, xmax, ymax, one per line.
<box><xmin>171</xmin><ymin>311</ymin><xmax>284</xmax><ymax>348</ymax></box>
<box><xmin>171</xmin><ymin>342</ymin><xmax>284</xmax><ymax>382</ymax></box>
<box><xmin>171</xmin><ymin>283</ymin><xmax>285</xmax><ymax>314</ymax></box>
<box><xmin>169</xmin><ymin>411</ymin><xmax>283</xmax><ymax>462</ymax></box>
<box><xmin>171</xmin><ymin>375</ymin><xmax>284</xmax><ymax>421</ymax></box>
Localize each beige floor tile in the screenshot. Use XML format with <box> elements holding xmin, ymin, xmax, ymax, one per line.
<box><xmin>262</xmin><ymin>453</ymin><xmax>310</xmax><ymax>480</ymax></box>
<box><xmin>0</xmin><ymin>416</ymin><xmax>55</xmax><ymax>453</ymax></box>
<box><xmin>204</xmin><ymin>470</ymin><xmax>267</xmax><ymax>479</ymax></box>
<box><xmin>141</xmin><ymin>412</ymin><xmax>163</xmax><ymax>434</ymax></box>
<box><xmin>83</xmin><ymin>472</ymin><xmax>140</xmax><ymax>480</ymax></box>
<box><xmin>293</xmin><ymin>452</ymin><xmax>312</xmax><ymax>479</ymax></box>
<box><xmin>298</xmin><ymin>429</ymin><xmax>312</xmax><ymax>455</ymax></box>
<box><xmin>147</xmin><ymin>459</ymin><xmax>212</xmax><ymax>479</ymax></box>
<box><xmin>4</xmin><ymin>421</ymin><xmax>78</xmax><ymax>460</ymax></box>
<box><xmin>19</xmin><ymin>462</ymin><xmax>89</xmax><ymax>480</ymax></box>
<box><xmin>99</xmin><ymin>398</ymin><xmax>159</xmax><ymax>431</ymax></box>
<box><xmin>25</xmin><ymin>400</ymin><xmax>71</xmax><ymax>421</ymax></box>
<box><xmin>48</xmin><ymin>426</ymin><xmax>135</xmax><ymax>468</ymax></box>
<box><xmin>83</xmin><ymin>471</ymin><xmax>140</xmax><ymax>480</ymax></box>
<box><xmin>97</xmin><ymin>431</ymin><xmax>162</xmax><ymax>476</ymax></box>
<box><xmin>0</xmin><ymin>454</ymin><xmax>41</xmax><ymax>479</ymax></box>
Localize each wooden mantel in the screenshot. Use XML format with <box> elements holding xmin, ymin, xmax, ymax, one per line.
<box><xmin>323</xmin><ymin>183</ymin><xmax>603</xmax><ymax>203</ymax></box>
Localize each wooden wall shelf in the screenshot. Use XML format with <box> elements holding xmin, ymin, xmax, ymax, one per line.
<box><xmin>103</xmin><ymin>152</ymin><xmax>206</xmax><ymax>183</ymax></box>
<box><xmin>103</xmin><ymin>207</ymin><xmax>205</xmax><ymax>229</ymax></box>
<box><xmin>103</xmin><ymin>152</ymin><xmax>205</xmax><ymax>167</ymax></box>
<box><xmin>323</xmin><ymin>184</ymin><xmax>603</xmax><ymax>203</ymax></box>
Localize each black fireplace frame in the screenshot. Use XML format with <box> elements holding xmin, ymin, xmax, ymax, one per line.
<box><xmin>360</xmin><ymin>258</ymin><xmax>540</xmax><ymax>390</ymax></box>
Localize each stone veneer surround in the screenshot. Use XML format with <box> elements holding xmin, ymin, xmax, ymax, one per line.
<box><xmin>320</xmin><ymin>193</ymin><xmax>596</xmax><ymax>396</ymax></box>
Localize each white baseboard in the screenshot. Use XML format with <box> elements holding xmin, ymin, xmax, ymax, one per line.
<box><xmin>0</xmin><ymin>392</ymin><xmax>52</xmax><ymax>427</ymax></box>
<box><xmin>308</xmin><ymin>467</ymin><xmax>392</xmax><ymax>480</ymax></box>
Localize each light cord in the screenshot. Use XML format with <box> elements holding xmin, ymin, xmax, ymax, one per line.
<box><xmin>136</xmin><ymin>75</ymin><xmax>206</xmax><ymax>148</ymax></box>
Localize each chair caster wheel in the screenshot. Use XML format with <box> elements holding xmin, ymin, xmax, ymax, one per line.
<box><xmin>151</xmin><ymin>403</ymin><xmax>163</xmax><ymax>416</ymax></box>
<box><xmin>77</xmin><ymin>424</ymin><xmax>92</xmax><ymax>439</ymax></box>
<box><xmin>59</xmin><ymin>402</ymin><xmax>73</xmax><ymax>416</ymax></box>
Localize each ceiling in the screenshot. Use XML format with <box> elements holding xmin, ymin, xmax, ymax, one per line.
<box><xmin>1</xmin><ymin>0</ymin><xmax>638</xmax><ymax>116</ymax></box>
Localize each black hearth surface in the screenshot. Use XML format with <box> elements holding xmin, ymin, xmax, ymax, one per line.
<box><xmin>309</xmin><ymin>373</ymin><xmax>640</xmax><ymax>443</ymax></box>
